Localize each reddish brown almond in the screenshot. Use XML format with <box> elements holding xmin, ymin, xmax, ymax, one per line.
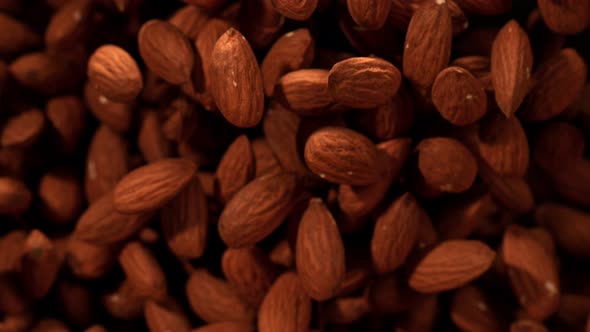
<box><xmin>321</xmin><ymin>295</ymin><xmax>370</xmax><ymax>324</ymax></box>
<box><xmin>218</xmin><ymin>172</ymin><xmax>300</xmax><ymax>248</ymax></box>
<box><xmin>537</xmin><ymin>0</ymin><xmax>590</xmax><ymax>34</ymax></box>
<box><xmin>0</xmin><ymin>13</ymin><xmax>40</xmax><ymax>55</ymax></box>
<box><xmin>186</xmin><ymin>269</ymin><xmax>255</xmax><ymax>323</ymax></box>
<box><xmin>66</xmin><ymin>238</ymin><xmax>117</xmax><ymax>279</ymax></box>
<box><xmin>535</xmin><ymin>203</ymin><xmax>590</xmax><ymax>258</ymax></box>
<box><xmin>1</xmin><ymin>109</ymin><xmax>45</xmax><ymax>148</ymax></box>
<box><xmin>261</xmin><ymin>28</ymin><xmax>315</xmax><ymax>97</ymax></box>
<box><xmin>346</xmin><ymin>0</ymin><xmax>391</xmax><ymax>29</ymax></box>
<box><xmin>522</xmin><ymin>48</ymin><xmax>587</xmax><ymax>121</ymax></box>
<box><xmin>84</xmin><ymin>82</ymin><xmax>133</xmax><ymax>133</ymax></box>
<box><xmin>417</xmin><ymin>137</ymin><xmax>478</xmax><ymax>193</ymax></box>
<box><xmin>161</xmin><ymin>176</ymin><xmax>208</xmax><ymax>259</ymax></box>
<box><xmin>45</xmin><ymin>0</ymin><xmax>93</xmax><ymax>50</ymax></box>
<box><xmin>0</xmin><ymin>231</ymin><xmax>26</xmax><ymax>273</ymax></box>
<box><xmin>209</xmin><ymin>28</ymin><xmax>264</xmax><ymax>128</ymax></box>
<box><xmin>87</xmin><ymin>45</ymin><xmax>143</xmax><ymax>103</ymax></box>
<box><xmin>85</xmin><ymin>125</ymin><xmax>128</xmax><ymax>203</ymax></box>
<box><xmin>432</xmin><ymin>66</ymin><xmax>487</xmax><ymax>125</ymax></box>
<box><xmin>0</xmin><ymin>177</ymin><xmax>31</xmax><ymax>215</ymax></box>
<box><xmin>138</xmin><ymin>111</ymin><xmax>171</xmax><ymax>163</ymax></box>
<box><xmin>38</xmin><ymin>168</ymin><xmax>83</xmax><ymax>225</ymax></box>
<box><xmin>215</xmin><ymin>135</ymin><xmax>255</xmax><ymax>204</ymax></box>
<box><xmin>113</xmin><ymin>158</ymin><xmax>197</xmax><ymax>214</ymax></box>
<box><xmin>354</xmin><ymin>87</ymin><xmax>414</xmax><ymax>140</ymax></box>
<box><xmin>193</xmin><ymin>322</ymin><xmax>253</xmax><ymax>332</ymax></box>
<box><xmin>168</xmin><ymin>5</ymin><xmax>210</xmax><ymax>40</ymax></box>
<box><xmin>501</xmin><ymin>225</ymin><xmax>560</xmax><ymax>320</ymax></box>
<box><xmin>102</xmin><ymin>279</ymin><xmax>146</xmax><ymax>319</ymax></box>
<box><xmin>46</xmin><ymin>95</ymin><xmax>86</xmax><ymax>154</ymax></box>
<box><xmin>222</xmin><ymin>247</ymin><xmax>279</xmax><ymax>307</ymax></box>
<box><xmin>0</xmin><ymin>276</ymin><xmax>29</xmax><ymax>315</ymax></box>
<box><xmin>270</xmin><ymin>0</ymin><xmax>318</xmax><ymax>20</ymax></box>
<box><xmin>491</xmin><ymin>20</ymin><xmax>533</xmax><ymax>117</ymax></box>
<box><xmin>328</xmin><ymin>57</ymin><xmax>401</xmax><ymax>109</ymax></box>
<box><xmin>477</xmin><ymin>161</ymin><xmax>534</xmax><ymax>214</ymax></box>
<box><xmin>145</xmin><ymin>300</ymin><xmax>191</xmax><ymax>332</ymax></box>
<box><xmin>119</xmin><ymin>242</ymin><xmax>167</xmax><ymax>300</ymax></box>
<box><xmin>258</xmin><ymin>272</ymin><xmax>312</xmax><ymax>332</ymax></box>
<box><xmin>21</xmin><ymin>230</ymin><xmax>61</xmax><ymax>299</ymax></box>
<box><xmin>510</xmin><ymin>320</ymin><xmax>549</xmax><ymax>332</ymax></box>
<box><xmin>269</xmin><ymin>239</ymin><xmax>294</xmax><ymax>268</ymax></box>
<box><xmin>409</xmin><ymin>240</ymin><xmax>496</xmax><ymax>293</ymax></box>
<box><xmin>296</xmin><ymin>198</ymin><xmax>346</xmax><ymax>301</ymax></box>
<box><xmin>451</xmin><ymin>285</ymin><xmax>505</xmax><ymax>332</ymax></box>
<box><xmin>138</xmin><ymin>20</ymin><xmax>194</xmax><ymax>84</ymax></box>
<box><xmin>275</xmin><ymin>69</ymin><xmax>337</xmax><ymax>116</ymax></box>
<box><xmin>452</xmin><ymin>55</ymin><xmax>493</xmax><ymax>91</ymax></box>
<box><xmin>437</xmin><ymin>194</ymin><xmax>497</xmax><ymax>240</ymax></box>
<box><xmin>252</xmin><ymin>138</ymin><xmax>283</xmax><ymax>177</ymax></box>
<box><xmin>57</xmin><ymin>280</ymin><xmax>93</xmax><ymax>327</ymax></box>
<box><xmin>304</xmin><ymin>127</ymin><xmax>381</xmax><ymax>185</ymax></box>
<box><xmin>403</xmin><ymin>1</ymin><xmax>452</xmax><ymax>93</ymax></box>
<box><xmin>371</xmin><ymin>193</ymin><xmax>424</xmax><ymax>274</ymax></box>
<box><xmin>75</xmin><ymin>192</ymin><xmax>152</xmax><ymax>244</ymax></box>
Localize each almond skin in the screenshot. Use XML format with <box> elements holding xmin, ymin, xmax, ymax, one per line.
<box><xmin>354</xmin><ymin>87</ymin><xmax>414</xmax><ymax>140</ymax></box>
<box><xmin>113</xmin><ymin>158</ymin><xmax>197</xmax><ymax>214</ymax></box>
<box><xmin>491</xmin><ymin>20</ymin><xmax>533</xmax><ymax>117</ymax></box>
<box><xmin>138</xmin><ymin>20</ymin><xmax>194</xmax><ymax>84</ymax></box>
<box><xmin>87</xmin><ymin>45</ymin><xmax>143</xmax><ymax>103</ymax></box>
<box><xmin>218</xmin><ymin>172</ymin><xmax>300</xmax><ymax>248</ymax></box>
<box><xmin>296</xmin><ymin>198</ymin><xmax>346</xmax><ymax>301</ymax></box>
<box><xmin>0</xmin><ymin>230</ymin><xmax>26</xmax><ymax>273</ymax></box>
<box><xmin>346</xmin><ymin>0</ymin><xmax>392</xmax><ymax>30</ymax></box>
<box><xmin>215</xmin><ymin>135</ymin><xmax>255</xmax><ymax>204</ymax></box>
<box><xmin>432</xmin><ymin>66</ymin><xmax>487</xmax><ymax>126</ymax></box>
<box><xmin>328</xmin><ymin>57</ymin><xmax>401</xmax><ymax>109</ymax></box>
<box><xmin>209</xmin><ymin>28</ymin><xmax>264</xmax><ymax>128</ymax></box>
<box><xmin>417</xmin><ymin>137</ymin><xmax>478</xmax><ymax>193</ymax></box>
<box><xmin>409</xmin><ymin>240</ymin><xmax>496</xmax><ymax>293</ymax></box>
<box><xmin>38</xmin><ymin>168</ymin><xmax>83</xmax><ymax>225</ymax></box>
<box><xmin>270</xmin><ymin>0</ymin><xmax>318</xmax><ymax>20</ymax></box>
<box><xmin>0</xmin><ymin>177</ymin><xmax>31</xmax><ymax>215</ymax></box>
<box><xmin>450</xmin><ymin>285</ymin><xmax>505</xmax><ymax>332</ymax></box>
<box><xmin>537</xmin><ymin>0</ymin><xmax>590</xmax><ymax>34</ymax></box>
<box><xmin>258</xmin><ymin>272</ymin><xmax>312</xmax><ymax>332</ymax></box>
<box><xmin>403</xmin><ymin>1</ymin><xmax>452</xmax><ymax>93</ymax></box>
<box><xmin>304</xmin><ymin>127</ymin><xmax>381</xmax><ymax>185</ymax></box>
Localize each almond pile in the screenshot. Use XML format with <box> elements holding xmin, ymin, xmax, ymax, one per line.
<box><xmin>0</xmin><ymin>0</ymin><xmax>589</xmax><ymax>331</ymax></box>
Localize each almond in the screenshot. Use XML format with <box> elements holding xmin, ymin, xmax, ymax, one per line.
<box><xmin>87</xmin><ymin>45</ymin><xmax>143</xmax><ymax>103</ymax></box>
<box><xmin>0</xmin><ymin>276</ymin><xmax>29</xmax><ymax>315</ymax></box>
<box><xmin>346</xmin><ymin>0</ymin><xmax>391</xmax><ymax>30</ymax></box>
<box><xmin>21</xmin><ymin>230</ymin><xmax>61</xmax><ymax>299</ymax></box>
<box><xmin>103</xmin><ymin>279</ymin><xmax>146</xmax><ymax>319</ymax></box>
<box><xmin>218</xmin><ymin>172</ymin><xmax>300</xmax><ymax>248</ymax></box>
<box><xmin>437</xmin><ymin>194</ymin><xmax>497</xmax><ymax>240</ymax></box>
<box><xmin>535</xmin><ymin>203</ymin><xmax>590</xmax><ymax>258</ymax></box>
<box><xmin>46</xmin><ymin>95</ymin><xmax>86</xmax><ymax>154</ymax></box>
<box><xmin>371</xmin><ymin>193</ymin><xmax>424</xmax><ymax>274</ymax></box>
<box><xmin>417</xmin><ymin>137</ymin><xmax>478</xmax><ymax>193</ymax></box>
<box><xmin>477</xmin><ymin>161</ymin><xmax>534</xmax><ymax>214</ymax></box>
<box><xmin>138</xmin><ymin>111</ymin><xmax>171</xmax><ymax>163</ymax></box>
<box><xmin>366</xmin><ymin>273</ymin><xmax>415</xmax><ymax>314</ymax></box>
<box><xmin>453</xmin><ymin>0</ymin><xmax>511</xmax><ymax>15</ymax></box>
<box><xmin>161</xmin><ymin>176</ymin><xmax>208</xmax><ymax>259</ymax></box>
<box><xmin>45</xmin><ymin>0</ymin><xmax>93</xmax><ymax>50</ymax></box>
<box><xmin>491</xmin><ymin>20</ymin><xmax>533</xmax><ymax>117</ymax></box>
<box><xmin>119</xmin><ymin>242</ymin><xmax>167</xmax><ymax>301</ymax></box>
<box><xmin>258</xmin><ymin>272</ymin><xmax>312</xmax><ymax>332</ymax></box>
<box><xmin>537</xmin><ymin>0</ymin><xmax>590</xmax><ymax>34</ymax></box>
<box><xmin>83</xmin><ymin>82</ymin><xmax>133</xmax><ymax>133</ymax></box>
<box><xmin>321</xmin><ymin>295</ymin><xmax>370</xmax><ymax>324</ymax></box>
<box><xmin>186</xmin><ymin>269</ymin><xmax>255</xmax><ymax>323</ymax></box>
<box><xmin>0</xmin><ymin>13</ymin><xmax>40</xmax><ymax>55</ymax></box>
<box><xmin>270</xmin><ymin>0</ymin><xmax>318</xmax><ymax>20</ymax></box>
<box><xmin>275</xmin><ymin>69</ymin><xmax>337</xmax><ymax>116</ymax></box>
<box><xmin>237</xmin><ymin>0</ymin><xmax>284</xmax><ymax>49</ymax></box>
<box><xmin>209</xmin><ymin>28</ymin><xmax>264</xmax><ymax>128</ymax></box>
<box><xmin>66</xmin><ymin>237</ymin><xmax>117</xmax><ymax>279</ymax></box>
<box><xmin>328</xmin><ymin>57</ymin><xmax>401</xmax><ymax>109</ymax></box>
<box><xmin>252</xmin><ymin>138</ymin><xmax>283</xmax><ymax>177</ymax></box>
<box><xmin>354</xmin><ymin>87</ymin><xmax>414</xmax><ymax>140</ymax></box>
<box><xmin>113</xmin><ymin>158</ymin><xmax>197</xmax><ymax>214</ymax></box>
<box><xmin>451</xmin><ymin>285</ymin><xmax>505</xmax><ymax>332</ymax></box>
<box><xmin>296</xmin><ymin>198</ymin><xmax>346</xmax><ymax>301</ymax></box>
<box><xmin>138</xmin><ymin>20</ymin><xmax>194</xmax><ymax>84</ymax></box>
<box><xmin>409</xmin><ymin>240</ymin><xmax>496</xmax><ymax>293</ymax></box>
<box><xmin>1</xmin><ymin>109</ymin><xmax>45</xmax><ymax>148</ymax></box>
<box><xmin>38</xmin><ymin>168</ymin><xmax>83</xmax><ymax>225</ymax></box>
<box><xmin>215</xmin><ymin>135</ymin><xmax>255</xmax><ymax>204</ymax></box>
<box><xmin>145</xmin><ymin>300</ymin><xmax>191</xmax><ymax>332</ymax></box>
<box><xmin>57</xmin><ymin>280</ymin><xmax>93</xmax><ymax>326</ymax></box>
<box><xmin>432</xmin><ymin>66</ymin><xmax>487</xmax><ymax>125</ymax></box>
<box><xmin>0</xmin><ymin>230</ymin><xmax>26</xmax><ymax>273</ymax></box>
<box><xmin>521</xmin><ymin>48</ymin><xmax>587</xmax><ymax>121</ymax></box>
<box><xmin>168</xmin><ymin>4</ymin><xmax>210</xmax><ymax>40</ymax></box>
<box><xmin>403</xmin><ymin>1</ymin><xmax>452</xmax><ymax>94</ymax></box>
<box><xmin>452</xmin><ymin>55</ymin><xmax>493</xmax><ymax>91</ymax></box>
<box><xmin>304</xmin><ymin>127</ymin><xmax>381</xmax><ymax>185</ymax></box>
<box><xmin>0</xmin><ymin>177</ymin><xmax>31</xmax><ymax>215</ymax></box>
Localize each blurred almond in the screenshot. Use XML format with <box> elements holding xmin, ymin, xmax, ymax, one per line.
<box><xmin>0</xmin><ymin>177</ymin><xmax>31</xmax><ymax>215</ymax></box>
<box><xmin>168</xmin><ymin>4</ymin><xmax>209</xmax><ymax>40</ymax></box>
<box><xmin>84</xmin><ymin>82</ymin><xmax>133</xmax><ymax>132</ymax></box>
<box><xmin>138</xmin><ymin>111</ymin><xmax>171</xmax><ymax>163</ymax></box>
<box><xmin>21</xmin><ymin>230</ymin><xmax>62</xmax><ymax>299</ymax></box>
<box><xmin>45</xmin><ymin>0</ymin><xmax>93</xmax><ymax>50</ymax></box>
<box><xmin>535</xmin><ymin>203</ymin><xmax>590</xmax><ymax>258</ymax></box>
<box><xmin>119</xmin><ymin>242</ymin><xmax>167</xmax><ymax>301</ymax></box>
<box><xmin>0</xmin><ymin>13</ymin><xmax>40</xmax><ymax>55</ymax></box>
<box><xmin>450</xmin><ymin>285</ymin><xmax>505</xmax><ymax>332</ymax></box>
<box><xmin>537</xmin><ymin>0</ymin><xmax>590</xmax><ymax>34</ymax></box>
<box><xmin>346</xmin><ymin>0</ymin><xmax>391</xmax><ymax>30</ymax></box>
<box><xmin>1</xmin><ymin>109</ymin><xmax>45</xmax><ymax>148</ymax></box>
<box><xmin>46</xmin><ymin>95</ymin><xmax>86</xmax><ymax>154</ymax></box>
<box><xmin>510</xmin><ymin>319</ymin><xmax>549</xmax><ymax>332</ymax></box>
<box><xmin>66</xmin><ymin>237</ymin><xmax>117</xmax><ymax>279</ymax></box>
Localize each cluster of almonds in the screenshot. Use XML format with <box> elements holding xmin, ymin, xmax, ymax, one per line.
<box><xmin>0</xmin><ymin>0</ymin><xmax>589</xmax><ymax>331</ymax></box>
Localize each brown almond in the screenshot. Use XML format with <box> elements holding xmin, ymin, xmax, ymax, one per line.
<box><xmin>84</xmin><ymin>82</ymin><xmax>133</xmax><ymax>133</ymax></box>
<box><xmin>321</xmin><ymin>295</ymin><xmax>370</xmax><ymax>324</ymax></box>
<box><xmin>113</xmin><ymin>158</ymin><xmax>197</xmax><ymax>214</ymax></box>
<box><xmin>215</xmin><ymin>135</ymin><xmax>255</xmax><ymax>204</ymax></box>
<box><xmin>162</xmin><ymin>97</ymin><xmax>198</xmax><ymax>143</ymax></box>
<box><xmin>87</xmin><ymin>45</ymin><xmax>143</xmax><ymax>103</ymax></box>
<box><xmin>66</xmin><ymin>237</ymin><xmax>117</xmax><ymax>279</ymax></box>
<box><xmin>371</xmin><ymin>193</ymin><xmax>424</xmax><ymax>274</ymax></box>
<box><xmin>437</xmin><ymin>194</ymin><xmax>497</xmax><ymax>240</ymax></box>
<box><xmin>1</xmin><ymin>109</ymin><xmax>45</xmax><ymax>148</ymax></box>
<box><xmin>0</xmin><ymin>276</ymin><xmax>29</xmax><ymax>315</ymax></box>
<box><xmin>403</xmin><ymin>1</ymin><xmax>452</xmax><ymax>93</ymax></box>
<box><xmin>119</xmin><ymin>242</ymin><xmax>167</xmax><ymax>301</ymax></box>
<box><xmin>57</xmin><ymin>280</ymin><xmax>93</xmax><ymax>327</ymax></box>
<box><xmin>296</xmin><ymin>198</ymin><xmax>346</xmax><ymax>301</ymax></box>
<box><xmin>354</xmin><ymin>87</ymin><xmax>414</xmax><ymax>140</ymax></box>
<box><xmin>409</xmin><ymin>240</ymin><xmax>496</xmax><ymax>293</ymax></box>
<box><xmin>275</xmin><ymin>69</ymin><xmax>337</xmax><ymax>116</ymax></box>
<box><xmin>258</xmin><ymin>272</ymin><xmax>312</xmax><ymax>332</ymax></box>
<box><xmin>45</xmin><ymin>0</ymin><xmax>93</xmax><ymax>50</ymax></box>
<box><xmin>138</xmin><ymin>19</ymin><xmax>194</xmax><ymax>84</ymax></box>
<box><xmin>270</xmin><ymin>0</ymin><xmax>318</xmax><ymax>20</ymax></box>
<box><xmin>38</xmin><ymin>168</ymin><xmax>83</xmax><ymax>225</ymax></box>
<box><xmin>491</xmin><ymin>20</ymin><xmax>533</xmax><ymax>117</ymax></box>
<box><xmin>346</xmin><ymin>0</ymin><xmax>391</xmax><ymax>30</ymax></box>
<box><xmin>537</xmin><ymin>0</ymin><xmax>590</xmax><ymax>34</ymax></box>
<box><xmin>209</xmin><ymin>28</ymin><xmax>264</xmax><ymax>128</ymax></box>
<box><xmin>535</xmin><ymin>203</ymin><xmax>590</xmax><ymax>258</ymax></box>
<box><xmin>137</xmin><ymin>111</ymin><xmax>171</xmax><ymax>163</ymax></box>
<box><xmin>168</xmin><ymin>5</ymin><xmax>209</xmax><ymax>40</ymax></box>
<box><xmin>46</xmin><ymin>95</ymin><xmax>86</xmax><ymax>154</ymax></box>
<box><xmin>304</xmin><ymin>127</ymin><xmax>381</xmax><ymax>185</ymax></box>
<box><xmin>186</xmin><ymin>269</ymin><xmax>255</xmax><ymax>323</ymax></box>
<box><xmin>0</xmin><ymin>230</ymin><xmax>26</xmax><ymax>273</ymax></box>
<box><xmin>0</xmin><ymin>177</ymin><xmax>31</xmax><ymax>215</ymax></box>
<box><xmin>0</xmin><ymin>13</ymin><xmax>40</xmax><ymax>55</ymax></box>
<box><xmin>21</xmin><ymin>230</ymin><xmax>62</xmax><ymax>299</ymax></box>
<box><xmin>478</xmin><ymin>161</ymin><xmax>534</xmax><ymax>214</ymax></box>
<box><xmin>328</xmin><ymin>57</ymin><xmax>401</xmax><ymax>109</ymax></box>
<box><xmin>218</xmin><ymin>172</ymin><xmax>300</xmax><ymax>248</ymax></box>
<box><xmin>450</xmin><ymin>285</ymin><xmax>505</xmax><ymax>332</ymax></box>
<box><xmin>161</xmin><ymin>176</ymin><xmax>208</xmax><ymax>259</ymax></box>
<box><xmin>432</xmin><ymin>66</ymin><xmax>487</xmax><ymax>125</ymax></box>
<box><xmin>102</xmin><ymin>279</ymin><xmax>145</xmax><ymax>319</ymax></box>
<box><xmin>145</xmin><ymin>300</ymin><xmax>191</xmax><ymax>332</ymax></box>
<box><xmin>252</xmin><ymin>138</ymin><xmax>283</xmax><ymax>177</ymax></box>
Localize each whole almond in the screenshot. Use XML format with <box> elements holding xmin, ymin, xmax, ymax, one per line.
<box><xmin>186</xmin><ymin>269</ymin><xmax>255</xmax><ymax>323</ymax></box>
<box><xmin>304</xmin><ymin>127</ymin><xmax>381</xmax><ymax>185</ymax></box>
<box><xmin>535</xmin><ymin>203</ymin><xmax>590</xmax><ymax>258</ymax></box>
<box><xmin>270</xmin><ymin>0</ymin><xmax>318</xmax><ymax>20</ymax></box>
<box><xmin>38</xmin><ymin>168</ymin><xmax>83</xmax><ymax>225</ymax></box>
<box><xmin>417</xmin><ymin>137</ymin><xmax>478</xmax><ymax>193</ymax></box>
<box><xmin>258</xmin><ymin>272</ymin><xmax>312</xmax><ymax>332</ymax></box>
<box><xmin>45</xmin><ymin>0</ymin><xmax>93</xmax><ymax>50</ymax></box>
<box><xmin>21</xmin><ymin>230</ymin><xmax>61</xmax><ymax>299</ymax></box>
<box><xmin>328</xmin><ymin>57</ymin><xmax>401</xmax><ymax>109</ymax></box>
<box><xmin>0</xmin><ymin>231</ymin><xmax>26</xmax><ymax>274</ymax></box>
<box><xmin>9</xmin><ymin>51</ymin><xmax>81</xmax><ymax>95</ymax></box>
<box><xmin>66</xmin><ymin>238</ymin><xmax>117</xmax><ymax>279</ymax></box>
<box><xmin>209</xmin><ymin>28</ymin><xmax>264</xmax><ymax>128</ymax></box>
<box><xmin>432</xmin><ymin>66</ymin><xmax>487</xmax><ymax>125</ymax></box>
<box><xmin>87</xmin><ymin>45</ymin><xmax>143</xmax><ymax>103</ymax></box>
<box><xmin>145</xmin><ymin>300</ymin><xmax>191</xmax><ymax>332</ymax></box>
<box><xmin>119</xmin><ymin>242</ymin><xmax>167</xmax><ymax>300</ymax></box>
<box><xmin>371</xmin><ymin>193</ymin><xmax>424</xmax><ymax>274</ymax></box>
<box><xmin>113</xmin><ymin>158</ymin><xmax>197</xmax><ymax>214</ymax></box>
<box><xmin>215</xmin><ymin>135</ymin><xmax>255</xmax><ymax>204</ymax></box>
<box><xmin>252</xmin><ymin>138</ymin><xmax>283</xmax><ymax>177</ymax></box>
<box><xmin>346</xmin><ymin>0</ymin><xmax>391</xmax><ymax>29</ymax></box>
<box><xmin>161</xmin><ymin>176</ymin><xmax>208</xmax><ymax>259</ymax></box>
<box><xmin>367</xmin><ymin>273</ymin><xmax>414</xmax><ymax>314</ymax></box>
<box><xmin>0</xmin><ymin>13</ymin><xmax>40</xmax><ymax>55</ymax></box>
<box><xmin>168</xmin><ymin>4</ymin><xmax>210</xmax><ymax>40</ymax></box>
<box><xmin>83</xmin><ymin>82</ymin><xmax>133</xmax><ymax>133</ymax></box>
<box><xmin>537</xmin><ymin>0</ymin><xmax>590</xmax><ymax>34</ymax></box>
<box><xmin>296</xmin><ymin>198</ymin><xmax>345</xmax><ymax>301</ymax></box>
<box><xmin>0</xmin><ymin>177</ymin><xmax>31</xmax><ymax>215</ymax></box>
<box><xmin>46</xmin><ymin>95</ymin><xmax>86</xmax><ymax>154</ymax></box>
<box><xmin>275</xmin><ymin>69</ymin><xmax>336</xmax><ymax>116</ymax></box>
<box><xmin>1</xmin><ymin>109</ymin><xmax>45</xmax><ymax>148</ymax></box>
<box><xmin>522</xmin><ymin>48</ymin><xmax>587</xmax><ymax>121</ymax></box>
<box><xmin>102</xmin><ymin>279</ymin><xmax>146</xmax><ymax>319</ymax></box>
<box><xmin>450</xmin><ymin>285</ymin><xmax>505</xmax><ymax>332</ymax></box>
<box><xmin>218</xmin><ymin>172</ymin><xmax>300</xmax><ymax>248</ymax></box>
<box><xmin>491</xmin><ymin>20</ymin><xmax>533</xmax><ymax>117</ymax></box>
<box><xmin>138</xmin><ymin>20</ymin><xmax>194</xmax><ymax>84</ymax></box>
<box><xmin>409</xmin><ymin>240</ymin><xmax>496</xmax><ymax>293</ymax></box>
<box><xmin>403</xmin><ymin>1</ymin><xmax>452</xmax><ymax>93</ymax></box>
